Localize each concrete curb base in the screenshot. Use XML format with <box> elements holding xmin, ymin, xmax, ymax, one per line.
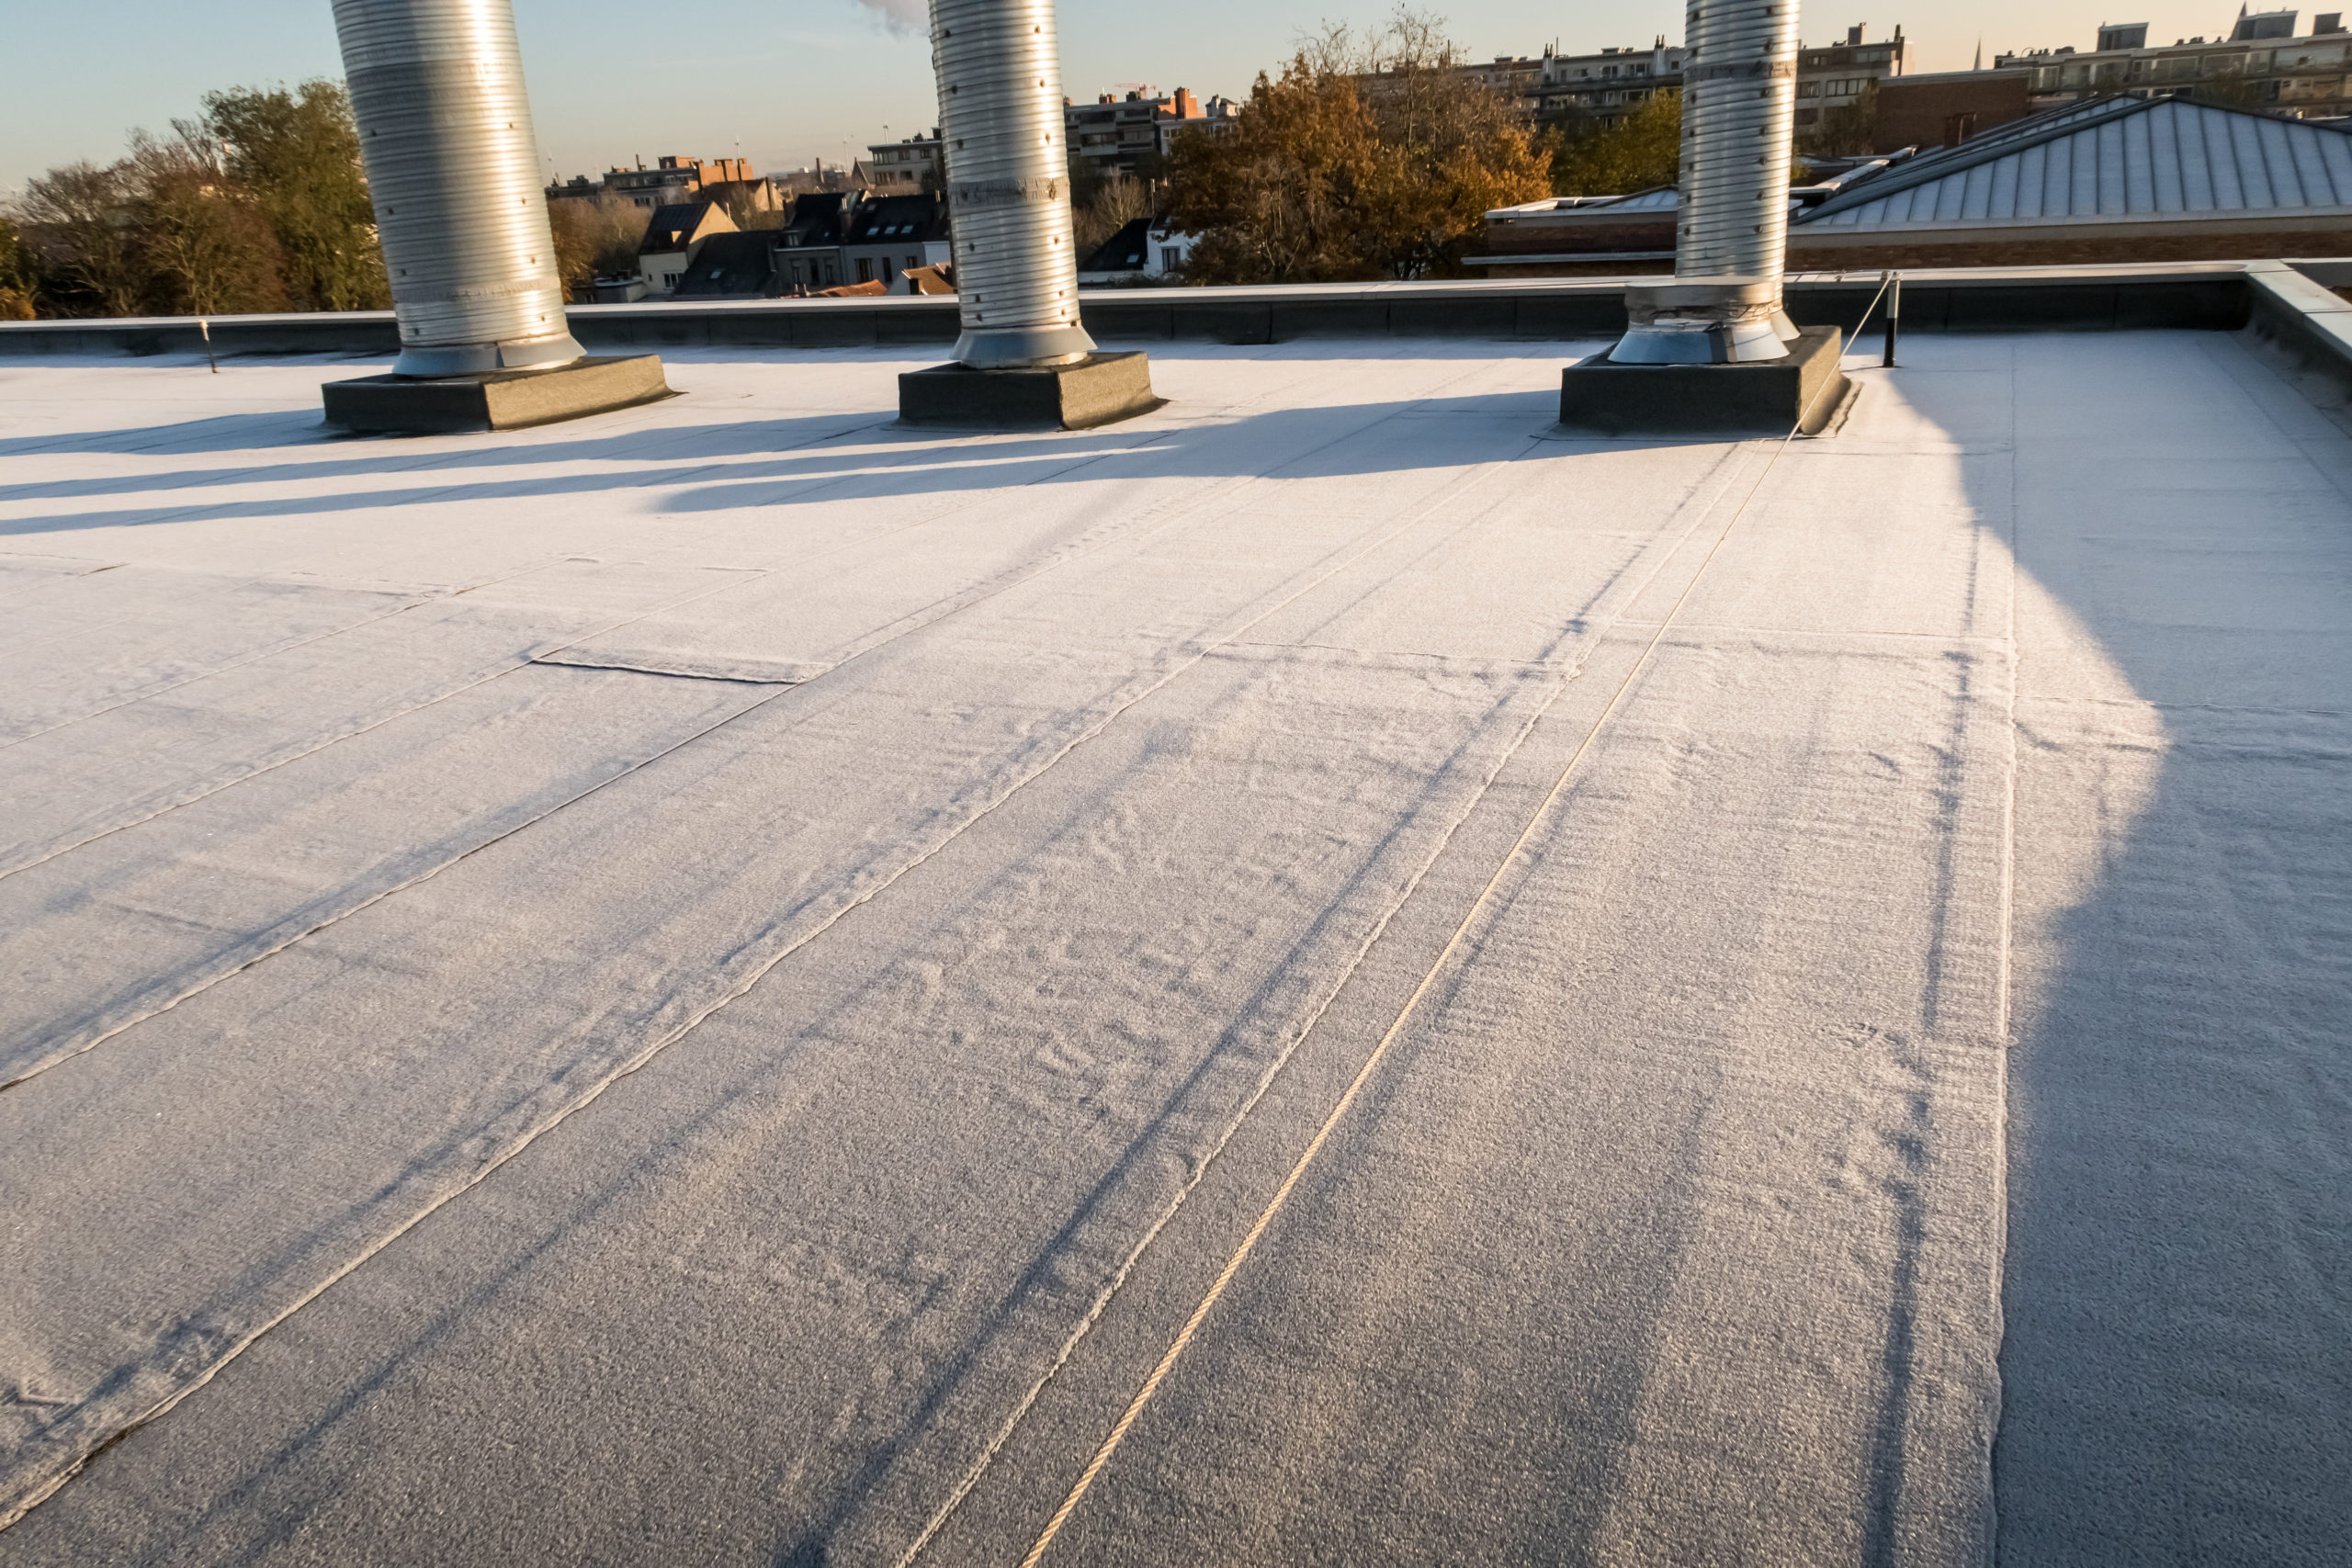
<box><xmin>322</xmin><ymin>355</ymin><xmax>673</xmax><ymax>434</ymax></box>
<box><xmin>898</xmin><ymin>352</ymin><xmax>1162</xmax><ymax>430</ymax></box>
<box><xmin>1558</xmin><ymin>327</ymin><xmax>1851</xmax><ymax>436</ymax></box>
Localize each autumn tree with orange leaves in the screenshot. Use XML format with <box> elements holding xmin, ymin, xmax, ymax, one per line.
<box><xmin>1165</xmin><ymin>9</ymin><xmax>1550</xmax><ymax>284</ymax></box>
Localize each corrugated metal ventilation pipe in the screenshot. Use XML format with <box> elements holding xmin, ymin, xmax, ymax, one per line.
<box><xmin>334</xmin><ymin>0</ymin><xmax>585</xmax><ymax>377</ymax></box>
<box><xmin>930</xmin><ymin>0</ymin><xmax>1098</xmax><ymax>367</ymax></box>
<box><xmin>1611</xmin><ymin>0</ymin><xmax>1803</xmax><ymax>364</ymax></box>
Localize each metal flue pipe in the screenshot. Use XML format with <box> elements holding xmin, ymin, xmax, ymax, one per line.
<box><xmin>333</xmin><ymin>0</ymin><xmax>584</xmax><ymax>377</ymax></box>
<box><xmin>1610</xmin><ymin>0</ymin><xmax>1803</xmax><ymax>364</ymax></box>
<box><xmin>1678</xmin><ymin>0</ymin><xmax>1801</xmax><ymax>281</ymax></box>
<box><xmin>930</xmin><ymin>0</ymin><xmax>1097</xmax><ymax>367</ymax></box>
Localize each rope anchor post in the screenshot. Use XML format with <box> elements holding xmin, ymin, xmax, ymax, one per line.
<box><xmin>1883</xmin><ymin>271</ymin><xmax>1901</xmax><ymax>367</ymax></box>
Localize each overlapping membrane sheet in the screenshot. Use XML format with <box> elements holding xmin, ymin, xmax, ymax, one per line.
<box><xmin>0</xmin><ymin>335</ymin><xmax>2346</xmax><ymax>1565</ymax></box>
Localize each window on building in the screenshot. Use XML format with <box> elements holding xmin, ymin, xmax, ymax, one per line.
<box><xmin>856</xmin><ymin>257</ymin><xmax>873</xmax><ymax>283</ymax></box>
<box><xmin>1161</xmin><ymin>247</ymin><xmax>1182</xmax><ymax>270</ymax></box>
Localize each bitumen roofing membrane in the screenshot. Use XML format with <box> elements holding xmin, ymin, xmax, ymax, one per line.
<box><xmin>0</xmin><ymin>333</ymin><xmax>2346</xmax><ymax>1565</ymax></box>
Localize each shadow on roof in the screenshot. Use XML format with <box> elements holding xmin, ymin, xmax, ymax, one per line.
<box><xmin>0</xmin><ymin>408</ymin><xmax>344</xmax><ymax>461</ymax></box>
<box><xmin>1942</xmin><ymin>335</ymin><xmax>2352</xmax><ymax>1561</ymax></box>
<box><xmin>1</xmin><ymin>387</ymin><xmax>1671</xmax><ymax>535</ymax></box>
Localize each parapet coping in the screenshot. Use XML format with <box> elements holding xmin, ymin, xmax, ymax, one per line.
<box><xmin>3</xmin><ymin>259</ymin><xmax>2347</xmax><ymax>369</ymax></box>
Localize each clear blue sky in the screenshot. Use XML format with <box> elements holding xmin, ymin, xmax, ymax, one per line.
<box><xmin>0</xmin><ymin>1</ymin><xmax>2267</xmax><ymax>195</ymax></box>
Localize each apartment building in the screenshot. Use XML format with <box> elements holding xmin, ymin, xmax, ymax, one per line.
<box><xmin>857</xmin><ymin>132</ymin><xmax>945</xmax><ymax>194</ymax></box>
<box><xmin>1065</xmin><ymin>87</ymin><xmax>1239</xmax><ymax>177</ymax></box>
<box><xmin>1996</xmin><ymin>9</ymin><xmax>2352</xmax><ymax>118</ymax></box>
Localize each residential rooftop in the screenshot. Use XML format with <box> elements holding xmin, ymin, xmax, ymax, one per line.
<box><xmin>1</xmin><ymin>299</ymin><xmax>2347</xmax><ymax>1562</ymax></box>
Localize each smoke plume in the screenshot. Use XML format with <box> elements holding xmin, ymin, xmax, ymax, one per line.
<box><xmin>855</xmin><ymin>0</ymin><xmax>926</xmax><ymax>33</ymax></box>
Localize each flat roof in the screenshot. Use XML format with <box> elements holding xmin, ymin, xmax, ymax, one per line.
<box><xmin>1</xmin><ymin>333</ymin><xmax>2347</xmax><ymax>1562</ymax></box>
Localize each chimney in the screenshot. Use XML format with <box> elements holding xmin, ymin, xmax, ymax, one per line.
<box><xmin>332</xmin><ymin>0</ymin><xmax>582</xmax><ymax>376</ymax></box>
<box><xmin>1174</xmin><ymin>86</ymin><xmax>1200</xmax><ymax>118</ymax></box>
<box><xmin>928</xmin><ymin>0</ymin><xmax>1096</xmax><ymax>368</ymax></box>
<box><xmin>1608</xmin><ymin>0</ymin><xmax>1802</xmax><ymax>366</ymax></box>
<box><xmin>1847</xmin><ymin>24</ymin><xmax>1864</xmax><ymax>45</ymax></box>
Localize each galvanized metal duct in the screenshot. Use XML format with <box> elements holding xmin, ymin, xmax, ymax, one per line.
<box><xmin>333</xmin><ymin>0</ymin><xmax>582</xmax><ymax>377</ymax></box>
<box><xmin>930</xmin><ymin>0</ymin><xmax>1096</xmax><ymax>367</ymax></box>
<box><xmin>1610</xmin><ymin>0</ymin><xmax>1802</xmax><ymax>363</ymax></box>
<box><xmin>1676</xmin><ymin>0</ymin><xmax>1800</xmax><ymax>281</ymax></box>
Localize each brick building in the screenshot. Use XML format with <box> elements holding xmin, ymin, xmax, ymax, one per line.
<box><xmin>1874</xmin><ymin>68</ymin><xmax>2035</xmax><ymax>152</ymax></box>
<box><xmin>551</xmin><ymin>156</ymin><xmax>779</xmax><ymax>216</ymax></box>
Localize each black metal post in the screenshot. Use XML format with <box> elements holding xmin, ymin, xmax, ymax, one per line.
<box><xmin>1883</xmin><ymin>273</ymin><xmax>1900</xmax><ymax>367</ymax></box>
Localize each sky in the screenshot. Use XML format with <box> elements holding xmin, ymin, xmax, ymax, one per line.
<box><xmin>0</xmin><ymin>1</ymin><xmax>2290</xmax><ymax>196</ymax></box>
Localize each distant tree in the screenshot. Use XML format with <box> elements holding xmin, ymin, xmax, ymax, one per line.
<box><xmin>200</xmin><ymin>81</ymin><xmax>389</xmax><ymax>310</ymax></box>
<box><xmin>1544</xmin><ymin>88</ymin><xmax>1682</xmax><ymax>197</ymax></box>
<box><xmin>1166</xmin><ymin>8</ymin><xmax>1547</xmax><ymax>283</ymax></box>
<box><xmin>1065</xmin><ymin>152</ymin><xmax>1107</xmax><ymax>213</ymax></box>
<box><xmin>7</xmin><ymin>78</ymin><xmax>386</xmax><ymax>319</ymax></box>
<box><xmin>707</xmin><ymin>181</ymin><xmax>788</xmax><ymax>231</ymax></box>
<box><xmin>1071</xmin><ymin>171</ymin><xmax>1153</xmax><ymax>258</ymax></box>
<box><xmin>1166</xmin><ymin>62</ymin><xmax>1393</xmax><ymax>283</ymax></box>
<box><xmin>548</xmin><ymin>191</ymin><xmax>650</xmax><ymax>297</ymax></box>
<box><xmin>2187</xmin><ymin>72</ymin><xmax>2267</xmax><ymax>110</ymax></box>
<box><xmin>126</xmin><ymin>128</ymin><xmax>288</xmax><ymax>315</ymax></box>
<box><xmin>1340</xmin><ymin>10</ymin><xmax>1555</xmax><ymax>278</ymax></box>
<box><xmin>14</xmin><ymin>161</ymin><xmax>145</xmax><ymax>316</ymax></box>
<box><xmin>0</xmin><ymin>215</ymin><xmax>39</xmax><ymax>320</ymax></box>
<box><xmin>1804</xmin><ymin>83</ymin><xmax>1881</xmax><ymax>157</ymax></box>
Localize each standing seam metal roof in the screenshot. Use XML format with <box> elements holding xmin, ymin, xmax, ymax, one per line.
<box><xmin>1798</xmin><ymin>96</ymin><xmax>2352</xmax><ymax>229</ymax></box>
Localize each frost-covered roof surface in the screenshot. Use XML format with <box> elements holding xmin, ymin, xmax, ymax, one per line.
<box><xmin>1</xmin><ymin>335</ymin><xmax>2347</xmax><ymax>1565</ymax></box>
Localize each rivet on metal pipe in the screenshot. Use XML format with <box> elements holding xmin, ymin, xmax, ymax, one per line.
<box><xmin>333</xmin><ymin>0</ymin><xmax>584</xmax><ymax>377</ymax></box>
<box><xmin>930</xmin><ymin>0</ymin><xmax>1097</xmax><ymax>368</ymax></box>
<box><xmin>1610</xmin><ymin>0</ymin><xmax>1802</xmax><ymax>364</ymax></box>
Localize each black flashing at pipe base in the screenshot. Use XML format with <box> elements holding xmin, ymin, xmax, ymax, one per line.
<box><xmin>322</xmin><ymin>355</ymin><xmax>672</xmax><ymax>434</ymax></box>
<box><xmin>1559</xmin><ymin>327</ymin><xmax>1850</xmax><ymax>436</ymax></box>
<box><xmin>899</xmin><ymin>352</ymin><xmax>1162</xmax><ymax>430</ymax></box>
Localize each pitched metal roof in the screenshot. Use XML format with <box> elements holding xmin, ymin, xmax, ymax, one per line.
<box><xmin>671</xmin><ymin>231</ymin><xmax>780</xmax><ymax>299</ymax></box>
<box><xmin>845</xmin><ymin>194</ymin><xmax>950</xmax><ymax>245</ymax></box>
<box><xmin>639</xmin><ymin>201</ymin><xmax>725</xmax><ymax>254</ymax></box>
<box><xmin>1798</xmin><ymin>96</ymin><xmax>2352</xmax><ymax>231</ymax></box>
<box><xmin>781</xmin><ymin>192</ymin><xmax>858</xmax><ymax>247</ymax></box>
<box><xmin>1486</xmin><ymin>187</ymin><xmax>1683</xmax><ymax>223</ymax></box>
<box><xmin>1079</xmin><ymin>216</ymin><xmax>1151</xmax><ymax>273</ymax></box>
